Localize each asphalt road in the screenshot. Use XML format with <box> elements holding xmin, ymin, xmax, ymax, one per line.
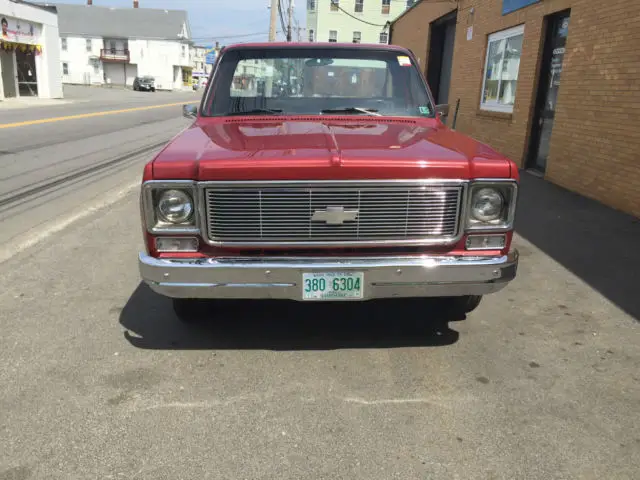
<box><xmin>0</xmin><ymin>88</ymin><xmax>638</xmax><ymax>480</ymax></box>
<box><xmin>0</xmin><ymin>86</ymin><xmax>200</xmax><ymax>261</ymax></box>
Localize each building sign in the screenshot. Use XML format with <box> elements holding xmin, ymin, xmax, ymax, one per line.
<box><xmin>205</xmin><ymin>46</ymin><xmax>218</xmax><ymax>65</ymax></box>
<box><xmin>1</xmin><ymin>15</ymin><xmax>41</xmax><ymax>45</ymax></box>
<box><xmin>502</xmin><ymin>0</ymin><xmax>540</xmax><ymax>15</ymax></box>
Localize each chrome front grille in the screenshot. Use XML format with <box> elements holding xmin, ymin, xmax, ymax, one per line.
<box><xmin>203</xmin><ymin>181</ymin><xmax>465</xmax><ymax>246</ymax></box>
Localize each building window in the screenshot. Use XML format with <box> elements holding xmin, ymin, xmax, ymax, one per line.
<box><xmin>182</xmin><ymin>45</ymin><xmax>186</xmax><ymax>57</ymax></box>
<box><xmin>329</xmin><ymin>30</ymin><xmax>337</xmax><ymax>42</ymax></box>
<box><xmin>353</xmin><ymin>31</ymin><xmax>361</xmax><ymax>43</ymax></box>
<box><xmin>62</xmin><ymin>62</ymin><xmax>69</xmax><ymax>75</ymax></box>
<box><xmin>381</xmin><ymin>0</ymin><xmax>390</xmax><ymax>14</ymax></box>
<box><xmin>86</xmin><ymin>38</ymin><xmax>92</xmax><ymax>52</ymax></box>
<box><xmin>330</xmin><ymin>0</ymin><xmax>339</xmax><ymax>12</ymax></box>
<box><xmin>109</xmin><ymin>41</ymin><xmax>116</xmax><ymax>54</ymax></box>
<box><xmin>308</xmin><ymin>29</ymin><xmax>315</xmax><ymax>42</ymax></box>
<box><xmin>480</xmin><ymin>24</ymin><xmax>524</xmax><ymax>113</ymax></box>
<box><xmin>355</xmin><ymin>0</ymin><xmax>364</xmax><ymax>13</ymax></box>
<box><xmin>379</xmin><ymin>31</ymin><xmax>389</xmax><ymax>44</ymax></box>
<box><xmin>307</xmin><ymin>0</ymin><xmax>315</xmax><ymax>11</ymax></box>
<box><xmin>61</xmin><ymin>38</ymin><xmax>67</xmax><ymax>51</ymax></box>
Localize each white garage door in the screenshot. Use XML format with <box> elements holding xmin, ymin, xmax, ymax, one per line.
<box><xmin>125</xmin><ymin>64</ymin><xmax>138</xmax><ymax>87</ymax></box>
<box><xmin>104</xmin><ymin>63</ymin><xmax>126</xmax><ymax>86</ymax></box>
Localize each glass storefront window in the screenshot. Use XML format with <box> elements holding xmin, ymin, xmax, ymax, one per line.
<box><xmin>481</xmin><ymin>24</ymin><xmax>524</xmax><ymax>113</ymax></box>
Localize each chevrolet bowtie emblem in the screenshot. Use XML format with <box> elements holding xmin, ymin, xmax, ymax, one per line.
<box><xmin>311</xmin><ymin>206</ymin><xmax>359</xmax><ymax>225</ymax></box>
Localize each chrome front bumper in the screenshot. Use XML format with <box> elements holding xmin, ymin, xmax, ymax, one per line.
<box><xmin>138</xmin><ymin>250</ymin><xmax>519</xmax><ymax>301</ymax></box>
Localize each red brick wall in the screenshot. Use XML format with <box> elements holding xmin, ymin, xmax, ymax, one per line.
<box><xmin>392</xmin><ymin>0</ymin><xmax>640</xmax><ymax>218</ymax></box>
<box><xmin>390</xmin><ymin>0</ymin><xmax>458</xmax><ymax>78</ymax></box>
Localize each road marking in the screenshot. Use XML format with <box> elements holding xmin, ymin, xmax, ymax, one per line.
<box><xmin>0</xmin><ymin>180</ymin><xmax>139</xmax><ymax>264</ymax></box>
<box><xmin>0</xmin><ymin>101</ymin><xmax>194</xmax><ymax>129</ymax></box>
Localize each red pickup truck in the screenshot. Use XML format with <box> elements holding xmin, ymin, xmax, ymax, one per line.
<box><xmin>138</xmin><ymin>42</ymin><xmax>519</xmax><ymax>322</ymax></box>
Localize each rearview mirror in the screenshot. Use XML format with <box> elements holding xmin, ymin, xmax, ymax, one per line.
<box><xmin>305</xmin><ymin>58</ymin><xmax>334</xmax><ymax>67</ymax></box>
<box><xmin>183</xmin><ymin>104</ymin><xmax>197</xmax><ymax>118</ymax></box>
<box><xmin>435</xmin><ymin>104</ymin><xmax>450</xmax><ymax>118</ymax></box>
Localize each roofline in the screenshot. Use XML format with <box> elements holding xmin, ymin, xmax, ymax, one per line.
<box><xmin>12</xmin><ymin>0</ymin><xmax>58</xmax><ymax>14</ymax></box>
<box><xmin>57</xmin><ymin>32</ymin><xmax>192</xmax><ymax>42</ymax></box>
<box><xmin>39</xmin><ymin>2</ymin><xmax>192</xmax><ymax>39</ymax></box>
<box><xmin>43</xmin><ymin>2</ymin><xmax>189</xmax><ymax>15</ymax></box>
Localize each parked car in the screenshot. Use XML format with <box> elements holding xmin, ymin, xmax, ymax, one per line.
<box><xmin>133</xmin><ymin>76</ymin><xmax>156</xmax><ymax>92</ymax></box>
<box><xmin>138</xmin><ymin>42</ymin><xmax>520</xmax><ymax>323</ymax></box>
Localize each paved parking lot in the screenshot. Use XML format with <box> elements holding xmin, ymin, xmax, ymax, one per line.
<box><xmin>0</xmin><ymin>172</ymin><xmax>638</xmax><ymax>480</ymax></box>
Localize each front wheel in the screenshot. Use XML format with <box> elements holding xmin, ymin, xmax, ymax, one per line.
<box><xmin>440</xmin><ymin>295</ymin><xmax>483</xmax><ymax>316</ymax></box>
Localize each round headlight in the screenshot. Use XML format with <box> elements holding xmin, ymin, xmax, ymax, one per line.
<box><xmin>471</xmin><ymin>188</ymin><xmax>504</xmax><ymax>222</ymax></box>
<box><xmin>157</xmin><ymin>189</ymin><xmax>194</xmax><ymax>224</ymax></box>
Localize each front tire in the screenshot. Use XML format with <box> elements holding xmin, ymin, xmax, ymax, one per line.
<box><xmin>441</xmin><ymin>295</ymin><xmax>483</xmax><ymax>316</ymax></box>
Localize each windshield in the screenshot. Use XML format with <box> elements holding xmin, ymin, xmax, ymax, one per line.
<box><xmin>142</xmin><ymin>76</ymin><xmax>154</xmax><ymax>81</ymax></box>
<box><xmin>202</xmin><ymin>47</ymin><xmax>435</xmax><ymax>118</ymax></box>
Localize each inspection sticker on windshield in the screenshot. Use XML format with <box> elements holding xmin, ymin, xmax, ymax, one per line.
<box><xmin>397</xmin><ymin>55</ymin><xmax>412</xmax><ymax>66</ymax></box>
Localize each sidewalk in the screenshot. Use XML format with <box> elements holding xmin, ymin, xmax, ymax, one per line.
<box><xmin>0</xmin><ymin>96</ymin><xmax>76</xmax><ymax>110</ymax></box>
<box><xmin>515</xmin><ymin>171</ymin><xmax>640</xmax><ymax>322</ymax></box>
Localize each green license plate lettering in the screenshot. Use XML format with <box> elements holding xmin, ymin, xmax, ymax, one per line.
<box><xmin>302</xmin><ymin>272</ymin><xmax>364</xmax><ymax>300</ymax></box>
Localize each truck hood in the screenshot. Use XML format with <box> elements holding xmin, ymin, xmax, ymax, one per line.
<box><xmin>152</xmin><ymin>118</ymin><xmax>512</xmax><ymax>180</ymax></box>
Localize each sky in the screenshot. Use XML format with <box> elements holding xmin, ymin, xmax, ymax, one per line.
<box><xmin>56</xmin><ymin>0</ymin><xmax>307</xmax><ymax>45</ymax></box>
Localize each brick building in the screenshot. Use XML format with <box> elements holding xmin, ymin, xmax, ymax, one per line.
<box><xmin>390</xmin><ymin>0</ymin><xmax>640</xmax><ymax>218</ymax></box>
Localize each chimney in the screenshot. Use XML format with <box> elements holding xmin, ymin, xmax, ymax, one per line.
<box><xmin>133</xmin><ymin>0</ymin><xmax>139</xmax><ymax>7</ymax></box>
<box><xmin>87</xmin><ymin>0</ymin><xmax>92</xmax><ymax>4</ymax></box>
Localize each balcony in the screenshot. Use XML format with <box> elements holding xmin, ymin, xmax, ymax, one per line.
<box><xmin>100</xmin><ymin>49</ymin><xmax>130</xmax><ymax>63</ymax></box>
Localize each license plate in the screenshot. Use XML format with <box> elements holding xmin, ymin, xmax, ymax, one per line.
<box><xmin>302</xmin><ymin>271</ymin><xmax>364</xmax><ymax>300</ymax></box>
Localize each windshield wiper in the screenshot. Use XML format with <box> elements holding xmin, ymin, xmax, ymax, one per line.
<box><xmin>320</xmin><ymin>107</ymin><xmax>381</xmax><ymax>116</ymax></box>
<box><xmin>225</xmin><ymin>108</ymin><xmax>283</xmax><ymax>116</ymax></box>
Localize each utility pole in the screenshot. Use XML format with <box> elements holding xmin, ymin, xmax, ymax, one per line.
<box><xmin>286</xmin><ymin>0</ymin><xmax>294</xmax><ymax>42</ymax></box>
<box><xmin>269</xmin><ymin>0</ymin><xmax>279</xmax><ymax>41</ymax></box>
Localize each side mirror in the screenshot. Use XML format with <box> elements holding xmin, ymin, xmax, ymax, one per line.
<box><xmin>435</xmin><ymin>104</ymin><xmax>450</xmax><ymax>118</ymax></box>
<box><xmin>183</xmin><ymin>104</ymin><xmax>197</xmax><ymax>118</ymax></box>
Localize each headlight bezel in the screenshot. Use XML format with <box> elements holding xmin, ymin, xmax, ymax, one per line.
<box><xmin>141</xmin><ymin>180</ymin><xmax>200</xmax><ymax>234</ymax></box>
<box><xmin>465</xmin><ymin>179</ymin><xmax>518</xmax><ymax>231</ymax></box>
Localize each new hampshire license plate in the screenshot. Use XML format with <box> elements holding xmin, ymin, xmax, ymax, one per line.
<box><xmin>302</xmin><ymin>271</ymin><xmax>364</xmax><ymax>300</ymax></box>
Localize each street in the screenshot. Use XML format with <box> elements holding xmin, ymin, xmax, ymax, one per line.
<box><xmin>0</xmin><ymin>86</ymin><xmax>199</xmax><ymax>262</ymax></box>
<box><xmin>0</xmin><ymin>87</ymin><xmax>639</xmax><ymax>480</ymax></box>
